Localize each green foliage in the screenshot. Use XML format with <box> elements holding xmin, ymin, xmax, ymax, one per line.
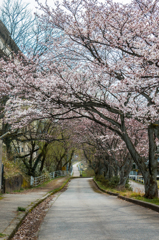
<box><xmin>2</xmin><ymin>157</ymin><xmax>22</xmax><ymax>179</ymax></box>
<box><xmin>96</xmin><ymin>177</ymin><xmax>159</xmax><ymax>206</ymax></box>
<box><xmin>95</xmin><ymin>175</ymin><xmax>109</xmax><ymax>186</ymax></box>
<box><xmin>0</xmin><ymin>233</ymin><xmax>6</xmax><ymax>237</ymax></box>
<box><xmin>95</xmin><ymin>175</ymin><xmax>105</xmax><ymax>181</ymax></box>
<box><xmin>17</xmin><ymin>207</ymin><xmax>26</xmax><ymax>212</ymax></box>
<box><xmin>44</xmin><ymin>129</ymin><xmax>75</xmax><ymax>172</ymax></box>
<box><xmin>125</xmin><ymin>179</ymin><xmax>132</xmax><ymax>191</ymax></box>
<box><xmin>95</xmin><ymin>175</ymin><xmax>119</xmax><ymax>188</ymax></box>
<box><xmin>82</xmin><ymin>168</ymin><xmax>95</xmax><ymax>177</ymax></box>
<box><xmin>14</xmin><ymin>187</ymin><xmax>24</xmax><ymax>193</ymax></box>
<box><xmin>132</xmin><ymin>197</ymin><xmax>159</xmax><ymax>205</ymax></box>
<box><xmin>109</xmin><ymin>176</ymin><xmax>120</xmax><ymax>188</ymax></box>
<box><xmin>95</xmin><ymin>175</ymin><xmax>132</xmax><ymax>190</ymax></box>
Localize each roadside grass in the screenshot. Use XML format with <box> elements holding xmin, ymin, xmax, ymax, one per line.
<box><xmin>33</xmin><ymin>178</ymin><xmax>54</xmax><ymax>188</ymax></box>
<box><xmin>17</xmin><ymin>207</ymin><xmax>26</xmax><ymax>212</ymax></box>
<box><xmin>81</xmin><ymin>168</ymin><xmax>95</xmax><ymax>178</ymax></box>
<box><xmin>13</xmin><ymin>187</ymin><xmax>25</xmax><ymax>193</ymax></box>
<box><xmin>3</xmin><ymin>158</ymin><xmax>22</xmax><ymax>179</ymax></box>
<box><xmin>95</xmin><ymin>180</ymin><xmax>121</xmax><ymax>194</ymax></box>
<box><xmin>95</xmin><ymin>178</ymin><xmax>159</xmax><ymax>206</ymax></box>
<box><xmin>48</xmin><ymin>177</ymin><xmax>70</xmax><ymax>194</ymax></box>
<box><xmin>4</xmin><ymin>178</ymin><xmax>56</xmax><ymax>194</ymax></box>
<box><xmin>0</xmin><ymin>194</ymin><xmax>3</xmax><ymax>200</ymax></box>
<box><xmin>132</xmin><ymin>196</ymin><xmax>159</xmax><ymax>205</ymax></box>
<box><xmin>35</xmin><ymin>176</ymin><xmax>65</xmax><ymax>188</ymax></box>
<box><xmin>4</xmin><ymin>176</ymin><xmax>67</xmax><ymax>194</ymax></box>
<box><xmin>0</xmin><ymin>233</ymin><xmax>6</xmax><ymax>238</ymax></box>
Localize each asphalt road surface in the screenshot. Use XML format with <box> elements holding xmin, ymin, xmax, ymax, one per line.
<box><xmin>73</xmin><ymin>162</ymin><xmax>80</xmax><ymax>177</ymax></box>
<box><xmin>129</xmin><ymin>180</ymin><xmax>145</xmax><ymax>193</ymax></box>
<box><xmin>38</xmin><ymin>178</ymin><xmax>159</xmax><ymax>240</ymax></box>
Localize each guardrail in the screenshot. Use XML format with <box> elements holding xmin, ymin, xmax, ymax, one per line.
<box><xmin>30</xmin><ymin>170</ymin><xmax>73</xmax><ymax>187</ymax></box>
<box><xmin>129</xmin><ymin>175</ymin><xmax>159</xmax><ymax>184</ymax></box>
<box><xmin>129</xmin><ymin>175</ymin><xmax>144</xmax><ymax>183</ymax></box>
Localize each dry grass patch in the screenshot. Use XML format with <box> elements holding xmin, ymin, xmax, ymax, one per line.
<box><xmin>3</xmin><ymin>158</ymin><xmax>22</xmax><ymax>179</ymax></box>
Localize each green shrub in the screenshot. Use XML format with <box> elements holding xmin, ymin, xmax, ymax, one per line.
<box><xmin>125</xmin><ymin>179</ymin><xmax>132</xmax><ymax>191</ymax></box>
<box><xmin>102</xmin><ymin>179</ymin><xmax>109</xmax><ymax>186</ymax></box>
<box><xmin>95</xmin><ymin>175</ymin><xmax>105</xmax><ymax>182</ymax></box>
<box><xmin>109</xmin><ymin>176</ymin><xmax>119</xmax><ymax>188</ymax></box>
<box><xmin>95</xmin><ymin>175</ymin><xmax>120</xmax><ymax>188</ymax></box>
<box><xmin>95</xmin><ymin>175</ymin><xmax>109</xmax><ymax>186</ymax></box>
<box><xmin>17</xmin><ymin>207</ymin><xmax>26</xmax><ymax>212</ymax></box>
<box><xmin>82</xmin><ymin>169</ymin><xmax>95</xmax><ymax>177</ymax></box>
<box><xmin>0</xmin><ymin>233</ymin><xmax>6</xmax><ymax>237</ymax></box>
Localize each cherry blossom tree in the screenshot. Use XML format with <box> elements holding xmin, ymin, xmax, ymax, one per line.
<box><xmin>1</xmin><ymin>0</ymin><xmax>159</xmax><ymax>198</ymax></box>
<box><xmin>77</xmin><ymin>120</ymin><xmax>133</xmax><ymax>188</ymax></box>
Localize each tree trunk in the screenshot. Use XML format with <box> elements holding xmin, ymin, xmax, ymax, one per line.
<box><xmin>118</xmin><ymin>166</ymin><xmax>125</xmax><ymax>189</ymax></box>
<box><xmin>143</xmin><ymin>172</ymin><xmax>158</xmax><ymax>198</ymax></box>
<box><xmin>108</xmin><ymin>167</ymin><xmax>113</xmax><ymax>179</ymax></box>
<box><xmin>4</xmin><ymin>138</ymin><xmax>12</xmax><ymax>161</ymax></box>
<box><xmin>143</xmin><ymin>124</ymin><xmax>158</xmax><ymax>198</ymax></box>
<box><xmin>118</xmin><ymin>159</ymin><xmax>133</xmax><ymax>190</ymax></box>
<box><xmin>122</xmin><ymin>124</ymin><xmax>158</xmax><ymax>198</ymax></box>
<box><xmin>40</xmin><ymin>156</ymin><xmax>45</xmax><ymax>173</ymax></box>
<box><xmin>104</xmin><ymin>165</ymin><xmax>109</xmax><ymax>179</ymax></box>
<box><xmin>114</xmin><ymin>166</ymin><xmax>119</xmax><ymax>177</ymax></box>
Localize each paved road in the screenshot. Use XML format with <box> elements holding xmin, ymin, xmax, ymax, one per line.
<box><xmin>38</xmin><ymin>178</ymin><xmax>159</xmax><ymax>240</ymax></box>
<box><xmin>129</xmin><ymin>180</ymin><xmax>145</xmax><ymax>193</ymax></box>
<box><xmin>129</xmin><ymin>180</ymin><xmax>159</xmax><ymax>195</ymax></box>
<box><xmin>73</xmin><ymin>162</ymin><xmax>80</xmax><ymax>177</ymax></box>
<box><xmin>0</xmin><ymin>177</ymin><xmax>68</xmax><ymax>237</ymax></box>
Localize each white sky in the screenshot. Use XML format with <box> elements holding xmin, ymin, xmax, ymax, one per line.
<box><xmin>27</xmin><ymin>0</ymin><xmax>132</xmax><ymax>9</ymax></box>
<box><xmin>0</xmin><ymin>0</ymin><xmax>132</xmax><ymax>12</ymax></box>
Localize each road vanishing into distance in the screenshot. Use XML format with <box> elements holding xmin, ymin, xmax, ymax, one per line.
<box><xmin>38</xmin><ymin>178</ymin><xmax>159</xmax><ymax>240</ymax></box>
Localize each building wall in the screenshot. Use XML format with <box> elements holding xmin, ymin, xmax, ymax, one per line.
<box><xmin>0</xmin><ymin>20</ymin><xmax>19</xmax><ymax>58</ymax></box>
<box><xmin>0</xmin><ymin>37</ymin><xmax>12</xmax><ymax>57</ymax></box>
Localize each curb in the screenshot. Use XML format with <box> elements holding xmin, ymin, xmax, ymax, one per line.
<box><xmin>3</xmin><ymin>177</ymin><xmax>71</xmax><ymax>240</ymax></box>
<box><xmin>93</xmin><ymin>179</ymin><xmax>159</xmax><ymax>213</ymax></box>
<box><xmin>118</xmin><ymin>195</ymin><xmax>159</xmax><ymax>213</ymax></box>
<box><xmin>93</xmin><ymin>179</ymin><xmax>119</xmax><ymax>196</ymax></box>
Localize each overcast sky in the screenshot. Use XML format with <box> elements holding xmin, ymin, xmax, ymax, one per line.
<box><xmin>0</xmin><ymin>0</ymin><xmax>132</xmax><ymax>12</ymax></box>
<box><xmin>27</xmin><ymin>0</ymin><xmax>132</xmax><ymax>9</ymax></box>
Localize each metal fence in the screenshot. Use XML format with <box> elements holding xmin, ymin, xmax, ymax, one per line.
<box><xmin>129</xmin><ymin>174</ymin><xmax>159</xmax><ymax>184</ymax></box>
<box><xmin>30</xmin><ymin>169</ymin><xmax>73</xmax><ymax>187</ymax></box>
<box><xmin>129</xmin><ymin>175</ymin><xmax>144</xmax><ymax>183</ymax></box>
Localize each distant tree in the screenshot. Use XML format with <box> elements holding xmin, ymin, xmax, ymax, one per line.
<box><xmin>0</xmin><ymin>0</ymin><xmax>54</xmax><ymax>57</ymax></box>
<box><xmin>77</xmin><ymin>119</ymin><xmax>133</xmax><ymax>188</ymax></box>
<box><xmin>0</xmin><ymin>0</ymin><xmax>35</xmax><ymax>52</ymax></box>
<box><xmin>45</xmin><ymin>128</ymin><xmax>75</xmax><ymax>172</ymax></box>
